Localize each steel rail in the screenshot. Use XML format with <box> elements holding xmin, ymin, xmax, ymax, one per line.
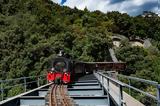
<box><xmin>49</xmin><ymin>84</ymin><xmax>53</xmax><ymax>106</ymax></box>
<box><xmin>59</xmin><ymin>85</ymin><xmax>65</xmax><ymax>106</ymax></box>
<box><xmin>60</xmin><ymin>84</ymin><xmax>69</xmax><ymax>106</ymax></box>
<box><xmin>52</xmin><ymin>85</ymin><xmax>58</xmax><ymax>106</ymax></box>
<box><xmin>53</xmin><ymin>84</ymin><xmax>58</xmax><ymax>106</ymax></box>
<box><xmin>62</xmin><ymin>85</ymin><xmax>68</xmax><ymax>106</ymax></box>
<box><xmin>49</xmin><ymin>84</ymin><xmax>57</xmax><ymax>106</ymax></box>
<box><xmin>49</xmin><ymin>84</ymin><xmax>71</xmax><ymax>106</ymax></box>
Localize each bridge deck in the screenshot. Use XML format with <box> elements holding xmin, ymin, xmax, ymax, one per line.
<box><xmin>0</xmin><ymin>74</ymin><xmax>110</xmax><ymax>106</ymax></box>
<box><xmin>0</xmin><ymin>73</ymin><xmax>150</xmax><ymax>106</ymax></box>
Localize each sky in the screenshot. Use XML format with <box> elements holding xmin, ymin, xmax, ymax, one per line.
<box><xmin>52</xmin><ymin>0</ymin><xmax>159</xmax><ymax>16</ymax></box>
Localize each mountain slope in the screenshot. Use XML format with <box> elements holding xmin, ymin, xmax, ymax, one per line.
<box><xmin>0</xmin><ymin>0</ymin><xmax>112</xmax><ymax>79</ymax></box>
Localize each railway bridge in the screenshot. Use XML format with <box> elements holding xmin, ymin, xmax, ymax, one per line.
<box><xmin>0</xmin><ymin>66</ymin><xmax>160</xmax><ymax>106</ymax></box>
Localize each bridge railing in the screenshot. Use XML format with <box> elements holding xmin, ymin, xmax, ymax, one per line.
<box><xmin>94</xmin><ymin>72</ymin><xmax>125</xmax><ymax>106</ymax></box>
<box><xmin>117</xmin><ymin>74</ymin><xmax>160</xmax><ymax>106</ymax></box>
<box><xmin>0</xmin><ymin>75</ymin><xmax>47</xmax><ymax>101</ymax></box>
<box><xmin>102</xmin><ymin>71</ymin><xmax>160</xmax><ymax>106</ymax></box>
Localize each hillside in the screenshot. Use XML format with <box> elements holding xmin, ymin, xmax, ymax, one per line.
<box><xmin>0</xmin><ymin>0</ymin><xmax>112</xmax><ymax>79</ymax></box>
<box><xmin>0</xmin><ymin>0</ymin><xmax>160</xmax><ymax>102</ymax></box>
<box><xmin>0</xmin><ymin>0</ymin><xmax>160</xmax><ymax>83</ymax></box>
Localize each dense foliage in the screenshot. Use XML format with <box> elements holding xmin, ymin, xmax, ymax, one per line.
<box><xmin>116</xmin><ymin>41</ymin><xmax>160</xmax><ymax>83</ymax></box>
<box><xmin>0</xmin><ymin>0</ymin><xmax>112</xmax><ymax>80</ymax></box>
<box><xmin>107</xmin><ymin>11</ymin><xmax>160</xmax><ymax>41</ymax></box>
<box><xmin>0</xmin><ymin>0</ymin><xmax>160</xmax><ymax>80</ymax></box>
<box><xmin>0</xmin><ymin>0</ymin><xmax>160</xmax><ymax>101</ymax></box>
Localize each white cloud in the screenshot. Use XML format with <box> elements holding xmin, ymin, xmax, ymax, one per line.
<box><xmin>52</xmin><ymin>0</ymin><xmax>61</xmax><ymax>4</ymax></box>
<box><xmin>52</xmin><ymin>0</ymin><xmax>158</xmax><ymax>15</ymax></box>
<box><xmin>152</xmin><ymin>6</ymin><xmax>158</xmax><ymax>13</ymax></box>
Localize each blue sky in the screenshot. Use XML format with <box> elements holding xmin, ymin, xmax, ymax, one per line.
<box><xmin>52</xmin><ymin>0</ymin><xmax>158</xmax><ymax>16</ymax></box>
<box><xmin>61</xmin><ymin>0</ymin><xmax>67</xmax><ymax>5</ymax></box>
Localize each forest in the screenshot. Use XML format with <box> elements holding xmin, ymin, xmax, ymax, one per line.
<box><xmin>0</xmin><ymin>0</ymin><xmax>160</xmax><ymax>100</ymax></box>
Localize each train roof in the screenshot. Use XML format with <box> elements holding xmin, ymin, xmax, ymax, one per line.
<box><xmin>52</xmin><ymin>56</ymin><xmax>72</xmax><ymax>62</ymax></box>
<box><xmin>84</xmin><ymin>61</ymin><xmax>126</xmax><ymax>64</ymax></box>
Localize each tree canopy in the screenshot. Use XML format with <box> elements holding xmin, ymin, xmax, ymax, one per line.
<box><xmin>0</xmin><ymin>0</ymin><xmax>160</xmax><ymax>82</ymax></box>
<box><xmin>0</xmin><ymin>0</ymin><xmax>160</xmax><ymax>101</ymax></box>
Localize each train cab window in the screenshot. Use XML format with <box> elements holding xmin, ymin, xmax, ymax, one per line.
<box><xmin>54</xmin><ymin>61</ymin><xmax>66</xmax><ymax>72</ymax></box>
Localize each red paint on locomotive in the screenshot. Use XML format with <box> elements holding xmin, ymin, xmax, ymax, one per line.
<box><xmin>47</xmin><ymin>72</ymin><xmax>71</xmax><ymax>83</ymax></box>
<box><xmin>47</xmin><ymin>72</ymin><xmax>54</xmax><ymax>81</ymax></box>
<box><xmin>62</xmin><ymin>72</ymin><xmax>71</xmax><ymax>83</ymax></box>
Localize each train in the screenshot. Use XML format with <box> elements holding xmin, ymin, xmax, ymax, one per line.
<box><xmin>47</xmin><ymin>52</ymin><xmax>126</xmax><ymax>84</ymax></box>
<box><xmin>47</xmin><ymin>56</ymin><xmax>73</xmax><ymax>84</ymax></box>
<box><xmin>47</xmin><ymin>57</ymin><xmax>88</xmax><ymax>84</ymax></box>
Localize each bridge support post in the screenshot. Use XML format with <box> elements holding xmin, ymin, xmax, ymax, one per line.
<box><xmin>157</xmin><ymin>84</ymin><xmax>160</xmax><ymax>106</ymax></box>
<box><xmin>128</xmin><ymin>78</ymin><xmax>131</xmax><ymax>95</ymax></box>
<box><xmin>102</xmin><ymin>76</ymin><xmax>104</xmax><ymax>86</ymax></box>
<box><xmin>101</xmin><ymin>76</ymin><xmax>105</xmax><ymax>97</ymax></box>
<box><xmin>37</xmin><ymin>77</ymin><xmax>40</xmax><ymax>87</ymax></box>
<box><xmin>119</xmin><ymin>85</ymin><xmax>123</xmax><ymax>106</ymax></box>
<box><xmin>107</xmin><ymin>78</ymin><xmax>109</xmax><ymax>92</ymax></box>
<box><xmin>0</xmin><ymin>81</ymin><xmax>3</xmax><ymax>101</ymax></box>
<box><xmin>24</xmin><ymin>77</ymin><xmax>27</xmax><ymax>92</ymax></box>
<box><xmin>107</xmin><ymin>78</ymin><xmax>110</xmax><ymax>106</ymax></box>
<box><xmin>120</xmin><ymin>85</ymin><xmax>123</xmax><ymax>106</ymax></box>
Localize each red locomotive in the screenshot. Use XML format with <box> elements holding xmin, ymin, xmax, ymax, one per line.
<box><xmin>47</xmin><ymin>56</ymin><xmax>73</xmax><ymax>84</ymax></box>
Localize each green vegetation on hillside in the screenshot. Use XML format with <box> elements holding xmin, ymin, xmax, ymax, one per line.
<box><xmin>0</xmin><ymin>0</ymin><xmax>160</xmax><ymax>101</ymax></box>
<box><xmin>0</xmin><ymin>0</ymin><xmax>160</xmax><ymax>81</ymax></box>
<box><xmin>0</xmin><ymin>0</ymin><xmax>112</xmax><ymax>80</ymax></box>
<box><xmin>116</xmin><ymin>41</ymin><xmax>160</xmax><ymax>82</ymax></box>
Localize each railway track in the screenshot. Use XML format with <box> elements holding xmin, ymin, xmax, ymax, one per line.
<box><xmin>49</xmin><ymin>84</ymin><xmax>72</xmax><ymax>106</ymax></box>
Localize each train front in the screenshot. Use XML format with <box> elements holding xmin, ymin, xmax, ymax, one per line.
<box><xmin>47</xmin><ymin>57</ymin><xmax>71</xmax><ymax>84</ymax></box>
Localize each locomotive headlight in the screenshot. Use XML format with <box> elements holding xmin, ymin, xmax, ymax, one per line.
<box><xmin>63</xmin><ymin>68</ymin><xmax>67</xmax><ymax>72</ymax></box>
<box><xmin>51</xmin><ymin>67</ymin><xmax>55</xmax><ymax>71</ymax></box>
<box><xmin>64</xmin><ymin>72</ymin><xmax>68</xmax><ymax>76</ymax></box>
